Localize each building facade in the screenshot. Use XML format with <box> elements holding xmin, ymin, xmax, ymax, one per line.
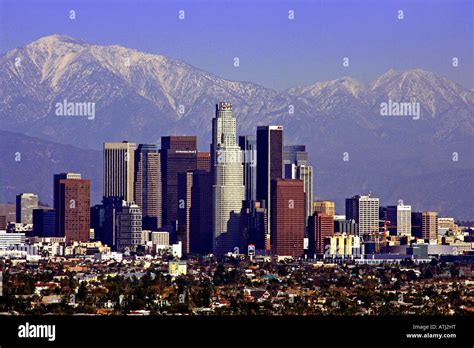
<box><xmin>345</xmin><ymin>195</ymin><xmax>380</xmax><ymax>241</ymax></box>
<box><xmin>270</xmin><ymin>179</ymin><xmax>305</xmax><ymax>257</ymax></box>
<box><xmin>212</xmin><ymin>103</ymin><xmax>245</xmax><ymax>254</ymax></box>
<box><xmin>54</xmin><ymin>173</ymin><xmax>90</xmax><ymax>242</ymax></box>
<box><xmin>16</xmin><ymin>193</ymin><xmax>38</xmax><ymax>224</ymax></box>
<box><xmin>103</xmin><ymin>142</ymin><xmax>137</xmax><ymax>202</ymax></box>
<box><xmin>134</xmin><ymin>144</ymin><xmax>162</xmax><ymax>229</ymax></box>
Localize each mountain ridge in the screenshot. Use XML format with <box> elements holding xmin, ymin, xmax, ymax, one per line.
<box><xmin>0</xmin><ymin>35</ymin><xmax>473</xmax><ymax>219</ymax></box>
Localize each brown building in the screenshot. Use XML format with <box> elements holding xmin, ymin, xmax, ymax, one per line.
<box><xmin>134</xmin><ymin>144</ymin><xmax>162</xmax><ymax>229</ymax></box>
<box><xmin>422</xmin><ymin>211</ymin><xmax>438</xmax><ymax>241</ymax></box>
<box><xmin>270</xmin><ymin>179</ymin><xmax>304</xmax><ymax>257</ymax></box>
<box><xmin>160</xmin><ymin>136</ymin><xmax>197</xmax><ymax>226</ymax></box>
<box><xmin>54</xmin><ymin>173</ymin><xmax>90</xmax><ymax>242</ymax></box>
<box><xmin>0</xmin><ymin>215</ymin><xmax>6</xmax><ymax>230</ymax></box>
<box><xmin>197</xmin><ymin>152</ymin><xmax>211</xmax><ymax>172</ymax></box>
<box><xmin>308</xmin><ymin>212</ymin><xmax>334</xmax><ymax>255</ymax></box>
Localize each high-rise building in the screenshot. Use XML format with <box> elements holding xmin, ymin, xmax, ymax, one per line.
<box><xmin>197</xmin><ymin>152</ymin><xmax>211</xmax><ymax>172</ymax></box>
<box><xmin>177</xmin><ymin>171</ymin><xmax>193</xmax><ymax>254</ymax></box>
<box><xmin>240</xmin><ymin>200</ymin><xmax>267</xmax><ymax>251</ymax></box>
<box><xmin>104</xmin><ymin>142</ymin><xmax>137</xmax><ymax>202</ymax></box>
<box><xmin>134</xmin><ymin>144</ymin><xmax>162</xmax><ymax>229</ymax></box>
<box><xmin>296</xmin><ymin>165</ymin><xmax>313</xmax><ymax>225</ymax></box>
<box><xmin>32</xmin><ymin>208</ymin><xmax>56</xmax><ymax>237</ymax></box>
<box><xmin>386</xmin><ymin>202</ymin><xmax>412</xmax><ymax>237</ymax></box>
<box><xmin>189</xmin><ymin>170</ymin><xmax>213</xmax><ymax>254</ymax></box>
<box><xmin>100</xmin><ymin>196</ymin><xmax>124</xmax><ymax>249</ymax></box>
<box><xmin>212</xmin><ymin>102</ymin><xmax>245</xmax><ymax>254</ymax></box>
<box><xmin>160</xmin><ymin>136</ymin><xmax>197</xmax><ymax>227</ymax></box>
<box><xmin>270</xmin><ymin>179</ymin><xmax>305</xmax><ymax>257</ymax></box>
<box><xmin>313</xmin><ymin>201</ymin><xmax>335</xmax><ymax>216</ymax></box>
<box><xmin>422</xmin><ymin>211</ymin><xmax>438</xmax><ymax>241</ymax></box>
<box><xmin>411</xmin><ymin>212</ymin><xmax>423</xmax><ymax>239</ymax></box>
<box><xmin>345</xmin><ymin>194</ymin><xmax>380</xmax><ymax>241</ymax></box>
<box><xmin>16</xmin><ymin>193</ymin><xmax>38</xmax><ymax>224</ymax></box>
<box><xmin>239</xmin><ymin>135</ymin><xmax>257</xmax><ymax>202</ymax></box>
<box><xmin>116</xmin><ymin>201</ymin><xmax>142</xmax><ymax>252</ymax></box>
<box><xmin>257</xmin><ymin>125</ymin><xmax>283</xmax><ymax>238</ymax></box>
<box><xmin>308</xmin><ymin>212</ymin><xmax>334</xmax><ymax>256</ymax></box>
<box><xmin>54</xmin><ymin>173</ymin><xmax>90</xmax><ymax>242</ymax></box>
<box><xmin>283</xmin><ymin>145</ymin><xmax>308</xmax><ymax>178</ymax></box>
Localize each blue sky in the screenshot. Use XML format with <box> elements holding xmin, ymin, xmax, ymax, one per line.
<box><xmin>0</xmin><ymin>0</ymin><xmax>472</xmax><ymax>90</ymax></box>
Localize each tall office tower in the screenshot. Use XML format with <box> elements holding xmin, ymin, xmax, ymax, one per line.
<box><xmin>240</xmin><ymin>200</ymin><xmax>267</xmax><ymax>251</ymax></box>
<box><xmin>177</xmin><ymin>171</ymin><xmax>193</xmax><ymax>254</ymax></box>
<box><xmin>313</xmin><ymin>201</ymin><xmax>335</xmax><ymax>216</ymax></box>
<box><xmin>386</xmin><ymin>202</ymin><xmax>412</xmax><ymax>237</ymax></box>
<box><xmin>422</xmin><ymin>211</ymin><xmax>438</xmax><ymax>241</ymax></box>
<box><xmin>270</xmin><ymin>179</ymin><xmax>305</xmax><ymax>257</ymax></box>
<box><xmin>32</xmin><ymin>208</ymin><xmax>56</xmax><ymax>237</ymax></box>
<box><xmin>239</xmin><ymin>135</ymin><xmax>257</xmax><ymax>202</ymax></box>
<box><xmin>308</xmin><ymin>212</ymin><xmax>334</xmax><ymax>256</ymax></box>
<box><xmin>211</xmin><ymin>102</ymin><xmax>245</xmax><ymax>254</ymax></box>
<box><xmin>100</xmin><ymin>197</ymin><xmax>124</xmax><ymax>249</ymax></box>
<box><xmin>296</xmin><ymin>165</ymin><xmax>313</xmax><ymax>225</ymax></box>
<box><xmin>283</xmin><ymin>145</ymin><xmax>312</xmax><ymax>225</ymax></box>
<box><xmin>197</xmin><ymin>152</ymin><xmax>211</xmax><ymax>172</ymax></box>
<box><xmin>411</xmin><ymin>212</ymin><xmax>423</xmax><ymax>239</ymax></box>
<box><xmin>283</xmin><ymin>145</ymin><xmax>308</xmax><ymax>178</ymax></box>
<box><xmin>54</xmin><ymin>173</ymin><xmax>90</xmax><ymax>242</ymax></box>
<box><xmin>189</xmin><ymin>170</ymin><xmax>213</xmax><ymax>254</ymax></box>
<box><xmin>104</xmin><ymin>142</ymin><xmax>137</xmax><ymax>202</ymax></box>
<box><xmin>116</xmin><ymin>201</ymin><xmax>142</xmax><ymax>252</ymax></box>
<box><xmin>161</xmin><ymin>136</ymin><xmax>197</xmax><ymax>227</ymax></box>
<box><xmin>257</xmin><ymin>125</ymin><xmax>283</xmax><ymax>238</ymax></box>
<box><xmin>134</xmin><ymin>144</ymin><xmax>162</xmax><ymax>229</ymax></box>
<box><xmin>345</xmin><ymin>194</ymin><xmax>380</xmax><ymax>241</ymax></box>
<box><xmin>16</xmin><ymin>193</ymin><xmax>38</xmax><ymax>224</ymax></box>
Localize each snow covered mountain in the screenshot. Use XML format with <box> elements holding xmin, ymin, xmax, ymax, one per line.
<box><xmin>1</xmin><ymin>35</ymin><xmax>473</xmax><ymax>218</ymax></box>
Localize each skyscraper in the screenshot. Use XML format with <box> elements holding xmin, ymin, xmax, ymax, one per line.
<box><xmin>240</xmin><ymin>200</ymin><xmax>267</xmax><ymax>251</ymax></box>
<box><xmin>54</xmin><ymin>173</ymin><xmax>90</xmax><ymax>242</ymax></box>
<box><xmin>386</xmin><ymin>202</ymin><xmax>412</xmax><ymax>237</ymax></box>
<box><xmin>197</xmin><ymin>152</ymin><xmax>211</xmax><ymax>172</ymax></box>
<box><xmin>32</xmin><ymin>208</ymin><xmax>56</xmax><ymax>237</ymax></box>
<box><xmin>270</xmin><ymin>179</ymin><xmax>305</xmax><ymax>257</ymax></box>
<box><xmin>134</xmin><ymin>144</ymin><xmax>162</xmax><ymax>229</ymax></box>
<box><xmin>257</xmin><ymin>125</ymin><xmax>283</xmax><ymax>238</ymax></box>
<box><xmin>16</xmin><ymin>193</ymin><xmax>38</xmax><ymax>224</ymax></box>
<box><xmin>189</xmin><ymin>170</ymin><xmax>213</xmax><ymax>254</ymax></box>
<box><xmin>283</xmin><ymin>145</ymin><xmax>308</xmax><ymax>178</ymax></box>
<box><xmin>239</xmin><ymin>135</ymin><xmax>257</xmax><ymax>202</ymax></box>
<box><xmin>177</xmin><ymin>171</ymin><xmax>193</xmax><ymax>254</ymax></box>
<box><xmin>345</xmin><ymin>194</ymin><xmax>380</xmax><ymax>241</ymax></box>
<box><xmin>161</xmin><ymin>136</ymin><xmax>197</xmax><ymax>227</ymax></box>
<box><xmin>283</xmin><ymin>145</ymin><xmax>313</xmax><ymax>226</ymax></box>
<box><xmin>308</xmin><ymin>211</ymin><xmax>334</xmax><ymax>256</ymax></box>
<box><xmin>422</xmin><ymin>211</ymin><xmax>438</xmax><ymax>241</ymax></box>
<box><xmin>104</xmin><ymin>142</ymin><xmax>137</xmax><ymax>202</ymax></box>
<box><xmin>116</xmin><ymin>201</ymin><xmax>142</xmax><ymax>252</ymax></box>
<box><xmin>212</xmin><ymin>102</ymin><xmax>245</xmax><ymax>254</ymax></box>
<box><xmin>313</xmin><ymin>201</ymin><xmax>335</xmax><ymax>216</ymax></box>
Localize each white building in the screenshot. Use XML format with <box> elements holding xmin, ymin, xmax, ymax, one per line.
<box><xmin>346</xmin><ymin>194</ymin><xmax>380</xmax><ymax>241</ymax></box>
<box><xmin>0</xmin><ymin>231</ymin><xmax>25</xmax><ymax>249</ymax></box>
<box><xmin>212</xmin><ymin>102</ymin><xmax>245</xmax><ymax>254</ymax></box>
